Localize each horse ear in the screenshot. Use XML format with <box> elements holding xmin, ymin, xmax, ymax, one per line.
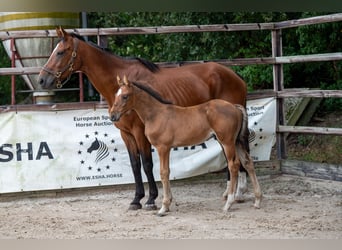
<box><xmin>123</xmin><ymin>75</ymin><xmax>130</xmax><ymax>87</ymax></box>
<box><xmin>56</xmin><ymin>26</ymin><xmax>66</xmax><ymax>38</ymax></box>
<box><xmin>117</xmin><ymin>75</ymin><xmax>123</xmax><ymax>86</ymax></box>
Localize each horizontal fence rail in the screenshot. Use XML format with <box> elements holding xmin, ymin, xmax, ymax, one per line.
<box><xmin>278</xmin><ymin>125</ymin><xmax>342</xmax><ymax>135</ymax></box>
<box><xmin>1</xmin><ymin>13</ymin><xmax>342</xmax><ymax>40</ymax></box>
<box><xmin>1</xmin><ymin>52</ymin><xmax>342</xmax><ymax>75</ymax></box>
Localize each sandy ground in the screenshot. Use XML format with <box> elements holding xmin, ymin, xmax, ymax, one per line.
<box><xmin>0</xmin><ymin>174</ymin><xmax>341</xmax><ymax>239</ymax></box>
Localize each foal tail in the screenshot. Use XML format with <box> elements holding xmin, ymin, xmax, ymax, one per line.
<box><xmin>235</xmin><ymin>104</ymin><xmax>250</xmax><ymax>164</ymax></box>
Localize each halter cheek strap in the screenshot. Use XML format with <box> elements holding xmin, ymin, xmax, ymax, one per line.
<box><xmin>42</xmin><ymin>38</ymin><xmax>79</xmax><ymax>89</ymax></box>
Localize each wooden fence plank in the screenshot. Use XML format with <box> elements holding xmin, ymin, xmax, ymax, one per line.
<box><xmin>278</xmin><ymin>125</ymin><xmax>342</xmax><ymax>135</ymax></box>
<box><xmin>255</xmin><ymin>160</ymin><xmax>281</xmax><ymax>176</ymax></box>
<box><xmin>281</xmin><ymin>160</ymin><xmax>342</xmax><ymax>181</ymax></box>
<box><xmin>275</xmin><ymin>13</ymin><xmax>342</xmax><ymax>29</ymax></box>
<box><xmin>275</xmin><ymin>53</ymin><xmax>342</xmax><ymax>64</ymax></box>
<box><xmin>278</xmin><ymin>89</ymin><xmax>342</xmax><ymax>98</ymax></box>
<box><xmin>1</xmin><ymin>52</ymin><xmax>341</xmax><ymax>76</ymax></box>
<box><xmin>1</xmin><ymin>13</ymin><xmax>341</xmax><ymax>40</ymax></box>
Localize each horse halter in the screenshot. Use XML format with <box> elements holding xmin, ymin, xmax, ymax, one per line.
<box><xmin>42</xmin><ymin>37</ymin><xmax>79</xmax><ymax>89</ymax></box>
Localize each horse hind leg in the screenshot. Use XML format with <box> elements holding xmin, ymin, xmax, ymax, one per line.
<box><xmin>222</xmin><ymin>146</ymin><xmax>240</xmax><ymax>211</ymax></box>
<box><xmin>222</xmin><ymin>166</ymin><xmax>247</xmax><ymax>202</ymax></box>
<box><xmin>236</xmin><ymin>144</ymin><xmax>262</xmax><ymax>209</ymax></box>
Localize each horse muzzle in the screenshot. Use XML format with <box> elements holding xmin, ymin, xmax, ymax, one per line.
<box><xmin>110</xmin><ymin>113</ymin><xmax>121</xmax><ymax>122</ymax></box>
<box><xmin>38</xmin><ymin>74</ymin><xmax>55</xmax><ymax>90</ymax></box>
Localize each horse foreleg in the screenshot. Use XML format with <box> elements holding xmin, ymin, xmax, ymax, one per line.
<box><xmin>139</xmin><ymin>140</ymin><xmax>158</xmax><ymax>210</ymax></box>
<box><xmin>156</xmin><ymin>147</ymin><xmax>172</xmax><ymax>216</ymax></box>
<box><xmin>120</xmin><ymin>131</ymin><xmax>145</xmax><ymax>210</ymax></box>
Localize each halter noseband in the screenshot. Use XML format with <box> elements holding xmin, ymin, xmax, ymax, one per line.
<box><xmin>42</xmin><ymin>37</ymin><xmax>79</xmax><ymax>89</ymax></box>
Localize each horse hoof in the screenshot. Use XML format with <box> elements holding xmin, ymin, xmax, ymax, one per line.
<box><xmin>144</xmin><ymin>204</ymin><xmax>158</xmax><ymax>211</ymax></box>
<box><xmin>128</xmin><ymin>203</ymin><xmax>142</xmax><ymax>210</ymax></box>
<box><xmin>156</xmin><ymin>212</ymin><xmax>167</xmax><ymax>217</ymax></box>
<box><xmin>253</xmin><ymin>201</ymin><xmax>261</xmax><ymax>209</ymax></box>
<box><xmin>235</xmin><ymin>198</ymin><xmax>245</xmax><ymax>203</ymax></box>
<box><xmin>234</xmin><ymin>195</ymin><xmax>245</xmax><ymax>203</ymax></box>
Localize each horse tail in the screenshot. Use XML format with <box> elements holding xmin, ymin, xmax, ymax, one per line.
<box><xmin>234</xmin><ymin>104</ymin><xmax>250</xmax><ymax>165</ymax></box>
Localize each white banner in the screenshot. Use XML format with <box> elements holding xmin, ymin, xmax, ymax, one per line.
<box><xmin>0</xmin><ymin>98</ymin><xmax>276</xmax><ymax>193</ymax></box>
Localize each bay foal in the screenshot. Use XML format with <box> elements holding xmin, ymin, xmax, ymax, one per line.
<box><xmin>110</xmin><ymin>76</ymin><xmax>262</xmax><ymax>216</ymax></box>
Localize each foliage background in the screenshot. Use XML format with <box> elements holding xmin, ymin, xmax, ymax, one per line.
<box><xmin>0</xmin><ymin>12</ymin><xmax>341</xmax><ymax>110</ymax></box>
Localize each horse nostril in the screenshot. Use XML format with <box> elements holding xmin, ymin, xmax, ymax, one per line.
<box><xmin>110</xmin><ymin>114</ymin><xmax>119</xmax><ymax>122</ymax></box>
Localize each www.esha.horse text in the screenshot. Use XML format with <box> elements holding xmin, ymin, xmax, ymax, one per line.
<box><xmin>73</xmin><ymin>115</ymin><xmax>112</xmax><ymax>128</ymax></box>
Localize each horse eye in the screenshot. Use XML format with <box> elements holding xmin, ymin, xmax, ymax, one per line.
<box><xmin>57</xmin><ymin>50</ymin><xmax>65</xmax><ymax>56</ymax></box>
<box><xmin>122</xmin><ymin>95</ymin><xmax>128</xmax><ymax>100</ymax></box>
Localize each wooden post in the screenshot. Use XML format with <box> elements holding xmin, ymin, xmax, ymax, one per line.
<box><xmin>272</xmin><ymin>29</ymin><xmax>286</xmax><ymax>159</ymax></box>
<box><xmin>10</xmin><ymin>38</ymin><xmax>16</xmax><ymax>105</ymax></box>
<box><xmin>97</xmin><ymin>30</ymin><xmax>107</xmax><ymax>104</ymax></box>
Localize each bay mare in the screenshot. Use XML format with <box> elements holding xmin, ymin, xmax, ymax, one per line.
<box><xmin>110</xmin><ymin>76</ymin><xmax>261</xmax><ymax>216</ymax></box>
<box><xmin>38</xmin><ymin>27</ymin><xmax>249</xmax><ymax>210</ymax></box>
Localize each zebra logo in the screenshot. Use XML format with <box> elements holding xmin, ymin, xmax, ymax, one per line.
<box><xmin>87</xmin><ymin>138</ymin><xmax>109</xmax><ymax>163</ymax></box>
<box><xmin>77</xmin><ymin>131</ymin><xmax>117</xmax><ymax>172</ymax></box>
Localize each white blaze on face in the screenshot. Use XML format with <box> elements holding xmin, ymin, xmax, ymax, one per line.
<box><xmin>52</xmin><ymin>43</ymin><xmax>61</xmax><ymax>55</ymax></box>
<box><xmin>43</xmin><ymin>43</ymin><xmax>61</xmax><ymax>67</ymax></box>
<box><xmin>116</xmin><ymin>88</ymin><xmax>123</xmax><ymax>98</ymax></box>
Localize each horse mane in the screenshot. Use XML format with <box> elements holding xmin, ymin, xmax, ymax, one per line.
<box><xmin>132</xmin><ymin>81</ymin><xmax>173</xmax><ymax>105</ymax></box>
<box><xmin>129</xmin><ymin>57</ymin><xmax>160</xmax><ymax>73</ymax></box>
<box><xmin>70</xmin><ymin>33</ymin><xmax>160</xmax><ymax>73</ymax></box>
<box><xmin>70</xmin><ymin>32</ymin><xmax>85</xmax><ymax>41</ymax></box>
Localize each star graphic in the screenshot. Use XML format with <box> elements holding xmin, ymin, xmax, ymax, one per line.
<box><xmin>88</xmin><ymin>166</ymin><xmax>92</xmax><ymax>170</ymax></box>
<box><xmin>80</xmin><ymin>160</ymin><xmax>85</xmax><ymax>164</ymax></box>
<box><xmin>111</xmin><ymin>157</ymin><xmax>116</xmax><ymax>162</ymax></box>
<box><xmin>85</xmin><ymin>134</ymin><xmax>89</xmax><ymax>138</ymax></box>
<box><xmin>78</xmin><ymin>150</ymin><xmax>82</xmax><ymax>155</ymax></box>
<box><xmin>106</xmin><ymin>165</ymin><xmax>110</xmax><ymax>169</ymax></box>
<box><xmin>104</xmin><ymin>133</ymin><xmax>108</xmax><ymax>137</ymax></box>
<box><xmin>111</xmin><ymin>139</ymin><xmax>115</xmax><ymax>144</ymax></box>
<box><xmin>79</xmin><ymin>141</ymin><xmax>83</xmax><ymax>146</ymax></box>
<box><xmin>97</xmin><ymin>168</ymin><xmax>101</xmax><ymax>172</ymax></box>
<box><xmin>94</xmin><ymin>131</ymin><xmax>98</xmax><ymax>135</ymax></box>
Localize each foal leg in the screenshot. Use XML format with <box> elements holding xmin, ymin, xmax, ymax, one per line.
<box><xmin>222</xmin><ymin>147</ymin><xmax>240</xmax><ymax>211</ymax></box>
<box><xmin>156</xmin><ymin>147</ymin><xmax>172</xmax><ymax>216</ymax></box>
<box><xmin>222</xmin><ymin>166</ymin><xmax>247</xmax><ymax>201</ymax></box>
<box><xmin>237</xmin><ymin>145</ymin><xmax>262</xmax><ymax>208</ymax></box>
